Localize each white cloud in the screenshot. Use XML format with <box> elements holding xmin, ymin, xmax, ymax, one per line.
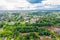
<box><xmin>42</xmin><ymin>0</ymin><xmax>60</xmax><ymax>5</ymax></box>
<box><xmin>0</xmin><ymin>0</ymin><xmax>60</xmax><ymax>10</ymax></box>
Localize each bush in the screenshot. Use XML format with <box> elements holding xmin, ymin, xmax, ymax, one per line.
<box><xmin>16</xmin><ymin>26</ymin><xmax>38</xmax><ymax>33</ymax></box>
<box><xmin>24</xmin><ymin>32</ymin><xmax>39</xmax><ymax>40</ymax></box>
<box><xmin>38</xmin><ymin>28</ymin><xmax>51</xmax><ymax>36</ymax></box>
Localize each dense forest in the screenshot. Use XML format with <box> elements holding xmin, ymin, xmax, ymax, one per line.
<box><xmin>0</xmin><ymin>11</ymin><xmax>60</xmax><ymax>40</ymax></box>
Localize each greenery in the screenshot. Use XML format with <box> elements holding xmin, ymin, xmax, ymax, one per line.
<box><xmin>0</xmin><ymin>11</ymin><xmax>60</xmax><ymax>40</ymax></box>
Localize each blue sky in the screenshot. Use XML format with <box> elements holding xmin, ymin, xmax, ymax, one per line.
<box><xmin>27</xmin><ymin>0</ymin><xmax>43</xmax><ymax>4</ymax></box>
<box><xmin>0</xmin><ymin>0</ymin><xmax>60</xmax><ymax>10</ymax></box>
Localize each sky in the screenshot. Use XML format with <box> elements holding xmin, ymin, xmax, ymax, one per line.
<box><xmin>0</xmin><ymin>0</ymin><xmax>60</xmax><ymax>10</ymax></box>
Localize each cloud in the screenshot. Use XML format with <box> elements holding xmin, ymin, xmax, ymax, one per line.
<box><xmin>0</xmin><ymin>0</ymin><xmax>60</xmax><ymax>10</ymax></box>
<box><xmin>42</xmin><ymin>0</ymin><xmax>60</xmax><ymax>5</ymax></box>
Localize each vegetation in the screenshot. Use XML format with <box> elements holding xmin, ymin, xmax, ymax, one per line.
<box><xmin>0</xmin><ymin>11</ymin><xmax>60</xmax><ymax>40</ymax></box>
